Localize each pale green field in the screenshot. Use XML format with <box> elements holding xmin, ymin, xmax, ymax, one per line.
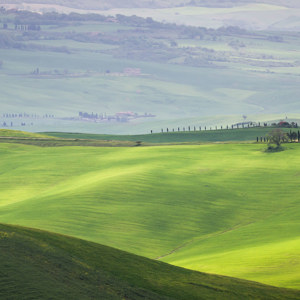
<box><xmin>0</xmin><ymin>11</ymin><xmax>299</xmax><ymax>134</ymax></box>
<box><xmin>25</xmin><ymin>39</ymin><xmax>118</xmax><ymax>51</ymax></box>
<box><xmin>0</xmin><ymin>142</ymin><xmax>299</xmax><ymax>289</ymax></box>
<box><xmin>46</xmin><ymin>23</ymin><xmax>135</xmax><ymax>33</ymax></box>
<box><xmin>83</xmin><ymin>3</ymin><xmax>298</xmax><ymax>30</ymax></box>
<box><xmin>0</xmin><ymin>43</ymin><xmax>299</xmax><ymax>134</ymax></box>
<box><xmin>0</xmin><ymin>129</ymin><xmax>51</xmax><ymax>138</ymax></box>
<box><xmin>156</xmin><ymin>3</ymin><xmax>287</xmax><ymax>20</ymax></box>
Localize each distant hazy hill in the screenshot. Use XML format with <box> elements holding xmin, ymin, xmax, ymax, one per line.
<box><xmin>2</xmin><ymin>0</ymin><xmax>300</xmax><ymax>10</ymax></box>
<box><xmin>2</xmin><ymin>0</ymin><xmax>299</xmax><ymax>31</ymax></box>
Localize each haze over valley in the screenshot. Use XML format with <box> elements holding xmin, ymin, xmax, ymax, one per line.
<box><xmin>0</xmin><ymin>2</ymin><xmax>300</xmax><ymax>299</ymax></box>
<box><xmin>0</xmin><ymin>1</ymin><xmax>299</xmax><ymax>133</ymax></box>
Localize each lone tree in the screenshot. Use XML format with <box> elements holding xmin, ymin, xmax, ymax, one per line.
<box><xmin>267</xmin><ymin>128</ymin><xmax>288</xmax><ymax>150</ymax></box>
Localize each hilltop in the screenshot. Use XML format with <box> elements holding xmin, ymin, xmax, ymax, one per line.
<box><xmin>1</xmin><ymin>223</ymin><xmax>300</xmax><ymax>299</ymax></box>
<box><xmin>43</xmin><ymin>126</ymin><xmax>294</xmax><ymax>143</ymax></box>
<box><xmin>0</xmin><ymin>126</ymin><xmax>296</xmax><ymax>146</ymax></box>
<box><xmin>0</xmin><ymin>129</ymin><xmax>52</xmax><ymax>138</ymax></box>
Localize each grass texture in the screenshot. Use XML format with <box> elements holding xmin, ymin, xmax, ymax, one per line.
<box><xmin>0</xmin><ymin>142</ymin><xmax>299</xmax><ymax>289</ymax></box>
<box><xmin>44</xmin><ymin>127</ymin><xmax>294</xmax><ymax>143</ymax></box>
<box><xmin>1</xmin><ymin>223</ymin><xmax>299</xmax><ymax>300</ymax></box>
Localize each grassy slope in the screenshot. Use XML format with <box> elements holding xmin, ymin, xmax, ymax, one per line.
<box><xmin>44</xmin><ymin>127</ymin><xmax>294</xmax><ymax>143</ymax></box>
<box><xmin>1</xmin><ymin>223</ymin><xmax>300</xmax><ymax>300</ymax></box>
<box><xmin>0</xmin><ymin>142</ymin><xmax>299</xmax><ymax>289</ymax></box>
<box><xmin>0</xmin><ymin>127</ymin><xmax>294</xmax><ymax>148</ymax></box>
<box><xmin>0</xmin><ymin>129</ymin><xmax>139</xmax><ymax>147</ymax></box>
<box><xmin>0</xmin><ymin>129</ymin><xmax>51</xmax><ymax>138</ymax></box>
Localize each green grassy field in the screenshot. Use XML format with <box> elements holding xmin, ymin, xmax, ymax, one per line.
<box><xmin>0</xmin><ymin>129</ymin><xmax>51</xmax><ymax>138</ymax></box>
<box><xmin>0</xmin><ymin>127</ymin><xmax>295</xmax><ymax>147</ymax></box>
<box><xmin>0</xmin><ymin>129</ymin><xmax>140</xmax><ymax>147</ymax></box>
<box><xmin>43</xmin><ymin>126</ymin><xmax>295</xmax><ymax>143</ymax></box>
<box><xmin>2</xmin><ymin>223</ymin><xmax>300</xmax><ymax>300</ymax></box>
<box><xmin>0</xmin><ymin>141</ymin><xmax>299</xmax><ymax>289</ymax></box>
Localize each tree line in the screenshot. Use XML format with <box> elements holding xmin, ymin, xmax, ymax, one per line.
<box><xmin>2</xmin><ymin>113</ymin><xmax>55</xmax><ymax>118</ymax></box>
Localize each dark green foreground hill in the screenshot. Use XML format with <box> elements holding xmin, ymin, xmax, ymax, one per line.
<box><xmin>1</xmin><ymin>224</ymin><xmax>299</xmax><ymax>300</ymax></box>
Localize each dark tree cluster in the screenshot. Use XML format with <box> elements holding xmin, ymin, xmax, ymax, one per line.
<box><xmin>15</xmin><ymin>24</ymin><xmax>41</xmax><ymax>31</ymax></box>
<box><xmin>79</xmin><ymin>112</ymin><xmax>103</xmax><ymax>119</ymax></box>
<box><xmin>272</xmin><ymin>121</ymin><xmax>298</xmax><ymax>128</ymax></box>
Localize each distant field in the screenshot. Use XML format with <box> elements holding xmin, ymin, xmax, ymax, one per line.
<box><xmin>45</xmin><ymin>23</ymin><xmax>136</xmax><ymax>33</ymax></box>
<box><xmin>2</xmin><ymin>2</ymin><xmax>299</xmax><ymax>30</ymax></box>
<box><xmin>44</xmin><ymin>127</ymin><xmax>294</xmax><ymax>143</ymax></box>
<box><xmin>0</xmin><ymin>9</ymin><xmax>299</xmax><ymax>134</ymax></box>
<box><xmin>2</xmin><ymin>223</ymin><xmax>300</xmax><ymax>300</ymax></box>
<box><xmin>0</xmin><ymin>127</ymin><xmax>296</xmax><ymax>147</ymax></box>
<box><xmin>0</xmin><ymin>46</ymin><xmax>299</xmax><ymax>134</ymax></box>
<box><xmin>0</xmin><ymin>129</ymin><xmax>50</xmax><ymax>138</ymax></box>
<box><xmin>24</xmin><ymin>39</ymin><xmax>119</xmax><ymax>51</ymax></box>
<box><xmin>0</xmin><ymin>142</ymin><xmax>299</xmax><ymax>288</ymax></box>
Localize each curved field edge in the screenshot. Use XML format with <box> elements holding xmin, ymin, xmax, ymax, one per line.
<box><xmin>0</xmin><ymin>142</ymin><xmax>299</xmax><ymax>288</ymax></box>
<box><xmin>0</xmin><ymin>129</ymin><xmax>53</xmax><ymax>139</ymax></box>
<box><xmin>43</xmin><ymin>127</ymin><xmax>294</xmax><ymax>143</ymax></box>
<box><xmin>1</xmin><ymin>128</ymin><xmax>297</xmax><ymax>145</ymax></box>
<box><xmin>1</xmin><ymin>223</ymin><xmax>300</xmax><ymax>300</ymax></box>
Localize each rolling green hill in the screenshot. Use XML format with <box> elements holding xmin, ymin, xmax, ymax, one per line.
<box><xmin>1</xmin><ymin>127</ymin><xmax>293</xmax><ymax>147</ymax></box>
<box><xmin>0</xmin><ymin>129</ymin><xmax>139</xmax><ymax>147</ymax></box>
<box><xmin>0</xmin><ymin>129</ymin><xmax>51</xmax><ymax>138</ymax></box>
<box><xmin>43</xmin><ymin>126</ymin><xmax>294</xmax><ymax>143</ymax></box>
<box><xmin>0</xmin><ymin>142</ymin><xmax>299</xmax><ymax>289</ymax></box>
<box><xmin>1</xmin><ymin>223</ymin><xmax>300</xmax><ymax>300</ymax></box>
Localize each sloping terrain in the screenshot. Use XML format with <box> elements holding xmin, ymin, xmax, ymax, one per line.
<box><xmin>0</xmin><ymin>142</ymin><xmax>299</xmax><ymax>288</ymax></box>
<box><xmin>2</xmin><ymin>1</ymin><xmax>299</xmax><ymax>30</ymax></box>
<box><xmin>0</xmin><ymin>129</ymin><xmax>51</xmax><ymax>138</ymax></box>
<box><xmin>1</xmin><ymin>223</ymin><xmax>300</xmax><ymax>300</ymax></box>
<box><xmin>43</xmin><ymin>126</ymin><xmax>295</xmax><ymax>143</ymax></box>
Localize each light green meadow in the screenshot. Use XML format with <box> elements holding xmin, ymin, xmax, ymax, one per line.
<box><xmin>0</xmin><ymin>142</ymin><xmax>299</xmax><ymax>289</ymax></box>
